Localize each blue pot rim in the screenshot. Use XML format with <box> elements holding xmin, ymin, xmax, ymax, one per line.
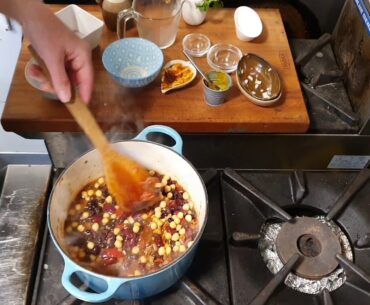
<box><xmin>102</xmin><ymin>37</ymin><xmax>164</xmax><ymax>81</ymax></box>
<box><xmin>47</xmin><ymin>137</ymin><xmax>208</xmax><ymax>282</ymax></box>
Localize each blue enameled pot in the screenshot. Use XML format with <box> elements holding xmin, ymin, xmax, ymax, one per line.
<box><xmin>47</xmin><ymin>125</ymin><xmax>208</xmax><ymax>303</ymax></box>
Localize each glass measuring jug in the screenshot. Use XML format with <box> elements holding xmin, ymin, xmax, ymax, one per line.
<box><xmin>117</xmin><ymin>0</ymin><xmax>183</xmax><ymax>49</ymax></box>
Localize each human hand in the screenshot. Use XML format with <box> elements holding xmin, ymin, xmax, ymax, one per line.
<box><xmin>22</xmin><ymin>2</ymin><xmax>94</xmax><ymax>103</ymax></box>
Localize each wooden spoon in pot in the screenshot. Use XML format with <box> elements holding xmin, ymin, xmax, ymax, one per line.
<box><xmin>28</xmin><ymin>46</ymin><xmax>161</xmax><ymax>213</ymax></box>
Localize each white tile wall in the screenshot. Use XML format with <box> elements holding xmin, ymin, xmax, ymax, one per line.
<box><xmin>0</xmin><ymin>15</ymin><xmax>47</xmax><ymax>153</ymax></box>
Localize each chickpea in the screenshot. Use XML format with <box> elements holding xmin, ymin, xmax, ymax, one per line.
<box><xmin>132</xmin><ymin>246</ymin><xmax>140</xmax><ymax>255</ymax></box>
<box><xmin>81</xmin><ymin>211</ymin><xmax>89</xmax><ymax>220</ymax></box>
<box><xmin>182</xmin><ymin>192</ymin><xmax>190</xmax><ymax>200</ymax></box>
<box><xmin>134</xmin><ymin>270</ymin><xmax>141</xmax><ymax>276</ymax></box>
<box><xmin>115</xmin><ymin>240</ymin><xmax>123</xmax><ymax>249</ymax></box>
<box><xmin>92</xmin><ymin>223</ymin><xmax>99</xmax><ymax>232</ymax></box>
<box><xmin>171</xmin><ymin>233</ymin><xmax>180</xmax><ymax>241</ymax></box>
<box><xmin>158</xmin><ymin>247</ymin><xmax>165</xmax><ymax>256</ymax></box>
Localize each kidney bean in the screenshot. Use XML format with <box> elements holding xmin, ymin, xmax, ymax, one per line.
<box><xmin>122</xmin><ymin>228</ymin><xmax>139</xmax><ymax>249</ymax></box>
<box><xmin>103</xmin><ymin>203</ymin><xmax>116</xmax><ymax>213</ymax></box>
<box><xmin>91</xmin><ymin>214</ymin><xmax>103</xmax><ymax>223</ymax></box>
<box><xmin>152</xmin><ymin>234</ymin><xmax>164</xmax><ymax>247</ymax></box>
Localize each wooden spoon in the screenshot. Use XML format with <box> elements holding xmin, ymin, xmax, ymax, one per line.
<box><xmin>28</xmin><ymin>46</ymin><xmax>161</xmax><ymax>213</ymax></box>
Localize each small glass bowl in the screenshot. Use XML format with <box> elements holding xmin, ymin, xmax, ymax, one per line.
<box><xmin>182</xmin><ymin>33</ymin><xmax>211</xmax><ymax>57</ymax></box>
<box><xmin>207</xmin><ymin>43</ymin><xmax>243</xmax><ymax>73</ymax></box>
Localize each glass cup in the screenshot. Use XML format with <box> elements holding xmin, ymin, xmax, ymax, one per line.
<box><xmin>117</xmin><ymin>0</ymin><xmax>183</xmax><ymax>49</ymax></box>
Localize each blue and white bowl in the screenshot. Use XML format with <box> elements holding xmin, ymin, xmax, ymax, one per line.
<box><xmin>102</xmin><ymin>38</ymin><xmax>164</xmax><ymax>88</ymax></box>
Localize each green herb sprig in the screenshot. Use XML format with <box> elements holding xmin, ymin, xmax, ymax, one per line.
<box><xmin>196</xmin><ymin>0</ymin><xmax>223</xmax><ymax>12</ymax></box>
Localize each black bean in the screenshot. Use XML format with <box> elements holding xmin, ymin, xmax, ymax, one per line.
<box><xmin>107</xmin><ymin>237</ymin><xmax>115</xmax><ymax>248</ymax></box>
<box><xmin>89</xmin><ymin>246</ymin><xmax>101</xmax><ymax>255</ymax></box>
<box><xmin>107</xmin><ymin>221</ymin><xmax>116</xmax><ymax>230</ymax></box>
<box><xmin>101</xmin><ymin>186</ymin><xmax>109</xmax><ymax>197</ymax></box>
<box><xmin>84</xmin><ymin>230</ymin><xmax>92</xmax><ymax>238</ymax></box>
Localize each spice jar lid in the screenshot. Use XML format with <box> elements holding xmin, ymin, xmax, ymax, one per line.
<box><xmin>182</xmin><ymin>33</ymin><xmax>211</xmax><ymax>57</ymax></box>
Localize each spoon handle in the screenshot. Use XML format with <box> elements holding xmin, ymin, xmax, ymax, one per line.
<box><xmin>28</xmin><ymin>45</ymin><xmax>110</xmax><ymax>152</ymax></box>
<box><xmin>183</xmin><ymin>50</ymin><xmax>220</xmax><ymax>90</ymax></box>
<box><xmin>65</xmin><ymin>97</ymin><xmax>110</xmax><ymax>152</ymax></box>
<box><xmin>183</xmin><ymin>50</ymin><xmax>209</xmax><ymax>80</ymax></box>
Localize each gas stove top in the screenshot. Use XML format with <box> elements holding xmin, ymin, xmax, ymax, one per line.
<box><xmin>31</xmin><ymin>169</ymin><xmax>370</xmax><ymax>305</ymax></box>
<box><xmin>222</xmin><ymin>169</ymin><xmax>370</xmax><ymax>305</ymax></box>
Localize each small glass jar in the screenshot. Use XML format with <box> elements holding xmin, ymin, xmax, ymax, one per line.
<box><xmin>182</xmin><ymin>33</ymin><xmax>211</xmax><ymax>57</ymax></box>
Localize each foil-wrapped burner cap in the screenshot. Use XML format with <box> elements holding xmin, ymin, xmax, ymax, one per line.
<box><xmin>276</xmin><ymin>216</ymin><xmax>341</xmax><ymax>279</ymax></box>
<box><xmin>259</xmin><ymin>216</ymin><xmax>353</xmax><ymax>295</ymax></box>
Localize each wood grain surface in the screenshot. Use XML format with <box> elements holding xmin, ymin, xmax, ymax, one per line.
<box><xmin>1</xmin><ymin>5</ymin><xmax>309</xmax><ymax>134</ymax></box>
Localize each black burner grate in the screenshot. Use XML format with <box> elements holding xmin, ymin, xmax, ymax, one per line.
<box><xmin>222</xmin><ymin>169</ymin><xmax>370</xmax><ymax>305</ymax></box>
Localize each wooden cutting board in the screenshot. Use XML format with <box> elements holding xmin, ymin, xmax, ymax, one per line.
<box><xmin>1</xmin><ymin>5</ymin><xmax>309</xmax><ymax>134</ymax></box>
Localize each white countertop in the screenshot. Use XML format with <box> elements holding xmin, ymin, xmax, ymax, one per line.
<box><xmin>0</xmin><ymin>14</ymin><xmax>47</xmax><ymax>153</ymax></box>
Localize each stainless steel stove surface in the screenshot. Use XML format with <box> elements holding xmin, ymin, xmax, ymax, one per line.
<box><xmin>30</xmin><ymin>169</ymin><xmax>370</xmax><ymax>305</ymax></box>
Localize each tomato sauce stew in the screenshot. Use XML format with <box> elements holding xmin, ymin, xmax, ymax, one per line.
<box><xmin>64</xmin><ymin>171</ymin><xmax>199</xmax><ymax>277</ymax></box>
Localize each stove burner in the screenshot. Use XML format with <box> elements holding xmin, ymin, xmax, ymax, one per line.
<box><xmin>297</xmin><ymin>234</ymin><xmax>321</xmax><ymax>257</ymax></box>
<box><xmin>276</xmin><ymin>217</ymin><xmax>341</xmax><ymax>279</ymax></box>
<box><xmin>259</xmin><ymin>216</ymin><xmax>353</xmax><ymax>295</ymax></box>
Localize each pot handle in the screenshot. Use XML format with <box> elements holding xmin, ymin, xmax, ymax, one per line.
<box><xmin>134</xmin><ymin>125</ymin><xmax>183</xmax><ymax>155</ymax></box>
<box><xmin>61</xmin><ymin>262</ymin><xmax>125</xmax><ymax>303</ymax></box>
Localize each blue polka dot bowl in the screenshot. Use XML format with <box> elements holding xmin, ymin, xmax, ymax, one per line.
<box><xmin>102</xmin><ymin>38</ymin><xmax>164</xmax><ymax>88</ymax></box>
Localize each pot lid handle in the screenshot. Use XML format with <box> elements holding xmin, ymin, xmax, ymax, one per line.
<box><xmin>134</xmin><ymin>125</ymin><xmax>183</xmax><ymax>155</ymax></box>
